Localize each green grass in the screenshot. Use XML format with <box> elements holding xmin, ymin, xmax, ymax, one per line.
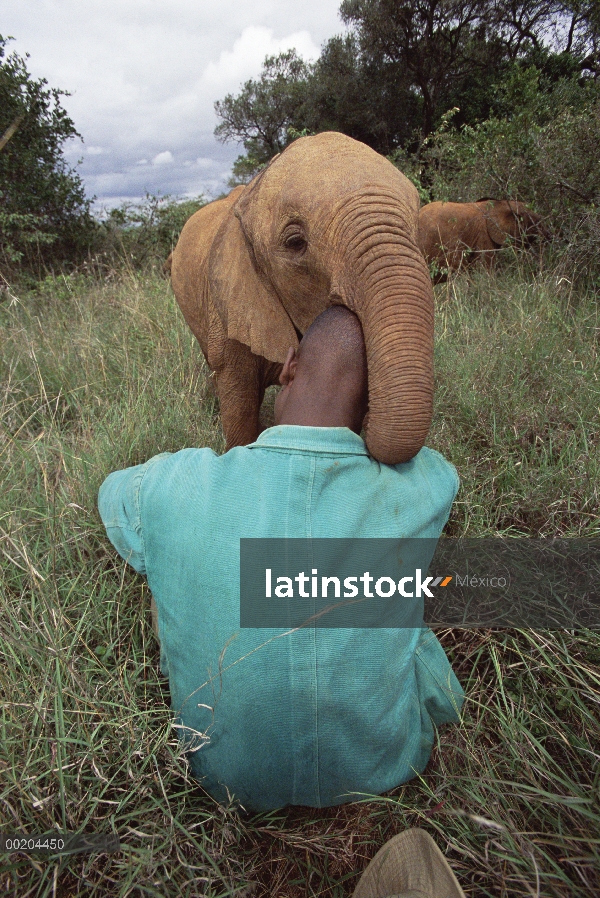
<box><xmin>0</xmin><ymin>261</ymin><xmax>599</xmax><ymax>896</ymax></box>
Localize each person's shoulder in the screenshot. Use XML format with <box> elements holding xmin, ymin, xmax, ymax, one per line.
<box><xmin>143</xmin><ymin>444</ymin><xmax>259</xmax><ymax>480</ymax></box>
<box><xmin>392</xmin><ymin>446</ymin><xmax>459</xmax><ymax>492</ymax></box>
<box><xmin>413</xmin><ymin>445</ymin><xmax>458</xmax><ymax>472</ymax></box>
<box><xmin>127</xmin><ymin>447</ymin><xmax>222</xmax><ymax>490</ymax></box>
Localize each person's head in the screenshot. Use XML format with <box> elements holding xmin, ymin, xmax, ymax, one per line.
<box><xmin>274</xmin><ymin>306</ymin><xmax>368</xmax><ymax>433</ymax></box>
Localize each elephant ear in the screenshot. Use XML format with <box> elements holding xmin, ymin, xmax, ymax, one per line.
<box><xmin>483</xmin><ymin>201</ymin><xmax>513</xmax><ymax>246</ymax></box>
<box><xmin>207</xmin><ymin>201</ymin><xmax>298</xmax><ymax>365</ymax></box>
<box><xmin>232</xmin><ymin>151</ymin><xmax>280</xmax><ymax>230</ymax></box>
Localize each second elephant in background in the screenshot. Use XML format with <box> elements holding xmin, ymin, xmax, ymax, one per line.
<box><xmin>418</xmin><ymin>198</ymin><xmax>550</xmax><ymax>281</ymax></box>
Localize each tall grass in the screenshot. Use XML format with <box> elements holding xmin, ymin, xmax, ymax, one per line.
<box><xmin>0</xmin><ymin>261</ymin><xmax>599</xmax><ymax>896</ymax></box>
<box><xmin>431</xmin><ymin>261</ymin><xmax>599</xmax><ymax>537</ymax></box>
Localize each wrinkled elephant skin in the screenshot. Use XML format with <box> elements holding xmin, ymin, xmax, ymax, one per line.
<box><xmin>418</xmin><ymin>198</ymin><xmax>550</xmax><ymax>281</ymax></box>
<box><xmin>169</xmin><ymin>132</ymin><xmax>435</xmax><ymax>464</ymax></box>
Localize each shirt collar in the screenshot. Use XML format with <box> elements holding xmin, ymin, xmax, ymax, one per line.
<box><xmin>249</xmin><ymin>425</ymin><xmax>369</xmax><ymax>456</ymax></box>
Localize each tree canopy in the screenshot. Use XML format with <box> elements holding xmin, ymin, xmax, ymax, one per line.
<box><xmin>0</xmin><ymin>35</ymin><xmax>94</xmax><ymax>273</ymax></box>
<box><xmin>214</xmin><ymin>0</ymin><xmax>600</xmax><ymax>174</ymax></box>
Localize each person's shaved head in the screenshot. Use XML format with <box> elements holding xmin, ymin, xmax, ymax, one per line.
<box><xmin>299</xmin><ymin>306</ymin><xmax>367</xmax><ymax>375</ymax></box>
<box><xmin>274</xmin><ymin>306</ymin><xmax>369</xmax><ymax>433</ymax></box>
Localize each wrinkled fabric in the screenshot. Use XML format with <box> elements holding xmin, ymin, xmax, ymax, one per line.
<box><xmin>98</xmin><ymin>426</ymin><xmax>463</xmax><ymax>811</ymax></box>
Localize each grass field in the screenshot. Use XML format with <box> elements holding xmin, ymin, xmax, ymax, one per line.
<box><xmin>0</xmin><ymin>260</ymin><xmax>599</xmax><ymax>897</ymax></box>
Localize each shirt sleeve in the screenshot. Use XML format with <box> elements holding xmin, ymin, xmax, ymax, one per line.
<box><xmin>98</xmin><ymin>454</ymin><xmax>171</xmax><ymax>574</ymax></box>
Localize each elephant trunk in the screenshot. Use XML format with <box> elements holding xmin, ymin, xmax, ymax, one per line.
<box><xmin>335</xmin><ymin>201</ymin><xmax>434</xmax><ymax>465</ymax></box>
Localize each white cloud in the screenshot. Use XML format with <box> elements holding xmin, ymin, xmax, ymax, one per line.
<box><xmin>152</xmin><ymin>151</ymin><xmax>174</xmax><ymax>165</ymax></box>
<box><xmin>201</xmin><ymin>26</ymin><xmax>320</xmax><ymax>95</ymax></box>
<box><xmin>2</xmin><ymin>0</ymin><xmax>347</xmax><ymax>203</ymax></box>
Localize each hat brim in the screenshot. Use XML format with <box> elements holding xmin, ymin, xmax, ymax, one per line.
<box><xmin>352</xmin><ymin>827</ymin><xmax>466</xmax><ymax>898</ymax></box>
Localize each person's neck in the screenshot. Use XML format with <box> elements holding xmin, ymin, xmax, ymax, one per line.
<box><xmin>278</xmin><ymin>400</ymin><xmax>359</xmax><ymax>432</ymax></box>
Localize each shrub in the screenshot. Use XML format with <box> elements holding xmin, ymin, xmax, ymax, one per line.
<box><xmin>397</xmin><ymin>69</ymin><xmax>600</xmax><ymax>284</ymax></box>
<box><xmin>93</xmin><ymin>194</ymin><xmax>207</xmax><ymax>271</ymax></box>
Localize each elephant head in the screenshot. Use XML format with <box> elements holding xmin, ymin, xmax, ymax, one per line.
<box><xmin>478</xmin><ymin>198</ymin><xmax>550</xmax><ymax>247</ymax></box>
<box><xmin>207</xmin><ymin>132</ymin><xmax>434</xmax><ymax>465</ymax></box>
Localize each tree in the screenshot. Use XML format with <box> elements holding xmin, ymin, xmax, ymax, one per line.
<box><xmin>493</xmin><ymin>1</ymin><xmax>598</xmax><ymax>72</ymax></box>
<box><xmin>340</xmin><ymin>0</ymin><xmax>502</xmax><ymax>135</ymax></box>
<box><xmin>214</xmin><ymin>50</ymin><xmax>312</xmax><ymax>183</ymax></box>
<box><xmin>304</xmin><ymin>33</ymin><xmax>423</xmax><ymax>154</ymax></box>
<box><xmin>213</xmin><ymin>38</ymin><xmax>424</xmax><ymax>167</ymax></box>
<box><xmin>0</xmin><ymin>35</ymin><xmax>95</xmax><ymax>273</ymax></box>
<box><xmin>560</xmin><ymin>1</ymin><xmax>599</xmax><ymax>75</ymax></box>
<box><xmin>340</xmin><ymin>0</ymin><xmax>599</xmax><ymax>135</ymax></box>
<box><xmin>214</xmin><ymin>0</ymin><xmax>600</xmax><ymax>179</ymax></box>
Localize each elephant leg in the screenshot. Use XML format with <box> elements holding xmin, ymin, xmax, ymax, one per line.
<box><xmin>215</xmin><ymin>340</ymin><xmax>279</xmax><ymax>450</ymax></box>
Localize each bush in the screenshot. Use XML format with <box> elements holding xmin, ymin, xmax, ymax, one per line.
<box><xmin>93</xmin><ymin>194</ymin><xmax>207</xmax><ymax>271</ymax></box>
<box><xmin>0</xmin><ymin>35</ymin><xmax>96</xmax><ymax>277</ymax></box>
<box><xmin>396</xmin><ymin>69</ymin><xmax>600</xmax><ymax>284</ymax></box>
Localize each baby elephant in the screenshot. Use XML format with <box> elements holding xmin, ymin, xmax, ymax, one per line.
<box><xmin>418</xmin><ymin>198</ymin><xmax>550</xmax><ymax>281</ymax></box>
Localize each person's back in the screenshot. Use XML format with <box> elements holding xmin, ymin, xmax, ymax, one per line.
<box><xmin>99</xmin><ymin>307</ymin><xmax>463</xmax><ymax>811</ymax></box>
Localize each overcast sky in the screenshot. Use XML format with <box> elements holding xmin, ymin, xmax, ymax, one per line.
<box><xmin>3</xmin><ymin>1</ymin><xmax>347</xmax><ymax>211</ymax></box>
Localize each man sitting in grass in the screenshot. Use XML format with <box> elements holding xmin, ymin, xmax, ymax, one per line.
<box><xmin>98</xmin><ymin>306</ymin><xmax>463</xmax><ymax>812</ymax></box>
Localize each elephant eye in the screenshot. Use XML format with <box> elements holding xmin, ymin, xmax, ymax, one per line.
<box><xmin>283</xmin><ymin>232</ymin><xmax>307</xmax><ymax>253</ymax></box>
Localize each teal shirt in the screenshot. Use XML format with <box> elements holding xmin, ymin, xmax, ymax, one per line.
<box><xmin>98</xmin><ymin>426</ymin><xmax>463</xmax><ymax>811</ymax></box>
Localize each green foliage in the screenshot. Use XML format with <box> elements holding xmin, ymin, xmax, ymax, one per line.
<box><xmin>340</xmin><ymin>0</ymin><xmax>505</xmax><ymax>136</ymax></box>
<box><xmin>227</xmin><ymin>139</ymin><xmax>271</xmax><ymax>186</ymax></box>
<box><xmin>0</xmin><ymin>35</ymin><xmax>96</xmax><ymax>274</ymax></box>
<box><xmin>215</xmin><ymin>1</ymin><xmax>600</xmax><ymax>177</ymax></box>
<box><xmin>303</xmin><ymin>33</ymin><xmax>422</xmax><ymax>153</ymax></box>
<box><xmin>215</xmin><ymin>49</ymin><xmax>312</xmax><ymax>184</ymax></box>
<box><xmin>286</xmin><ymin>126</ymin><xmax>313</xmax><ymax>141</ymax></box>
<box><xmin>340</xmin><ymin>0</ymin><xmax>599</xmax><ymax>135</ymax></box>
<box><xmin>400</xmin><ymin>66</ymin><xmax>600</xmax><ymax>280</ymax></box>
<box><xmin>388</xmin><ymin>108</ymin><xmax>462</xmax><ymax>204</ymax></box>
<box><xmin>95</xmin><ymin>193</ymin><xmax>207</xmax><ymax>270</ymax></box>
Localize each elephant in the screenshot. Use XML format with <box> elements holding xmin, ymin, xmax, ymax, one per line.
<box><xmin>418</xmin><ymin>198</ymin><xmax>550</xmax><ymax>281</ymax></box>
<box><xmin>169</xmin><ymin>132</ymin><xmax>434</xmax><ymax>465</ymax></box>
